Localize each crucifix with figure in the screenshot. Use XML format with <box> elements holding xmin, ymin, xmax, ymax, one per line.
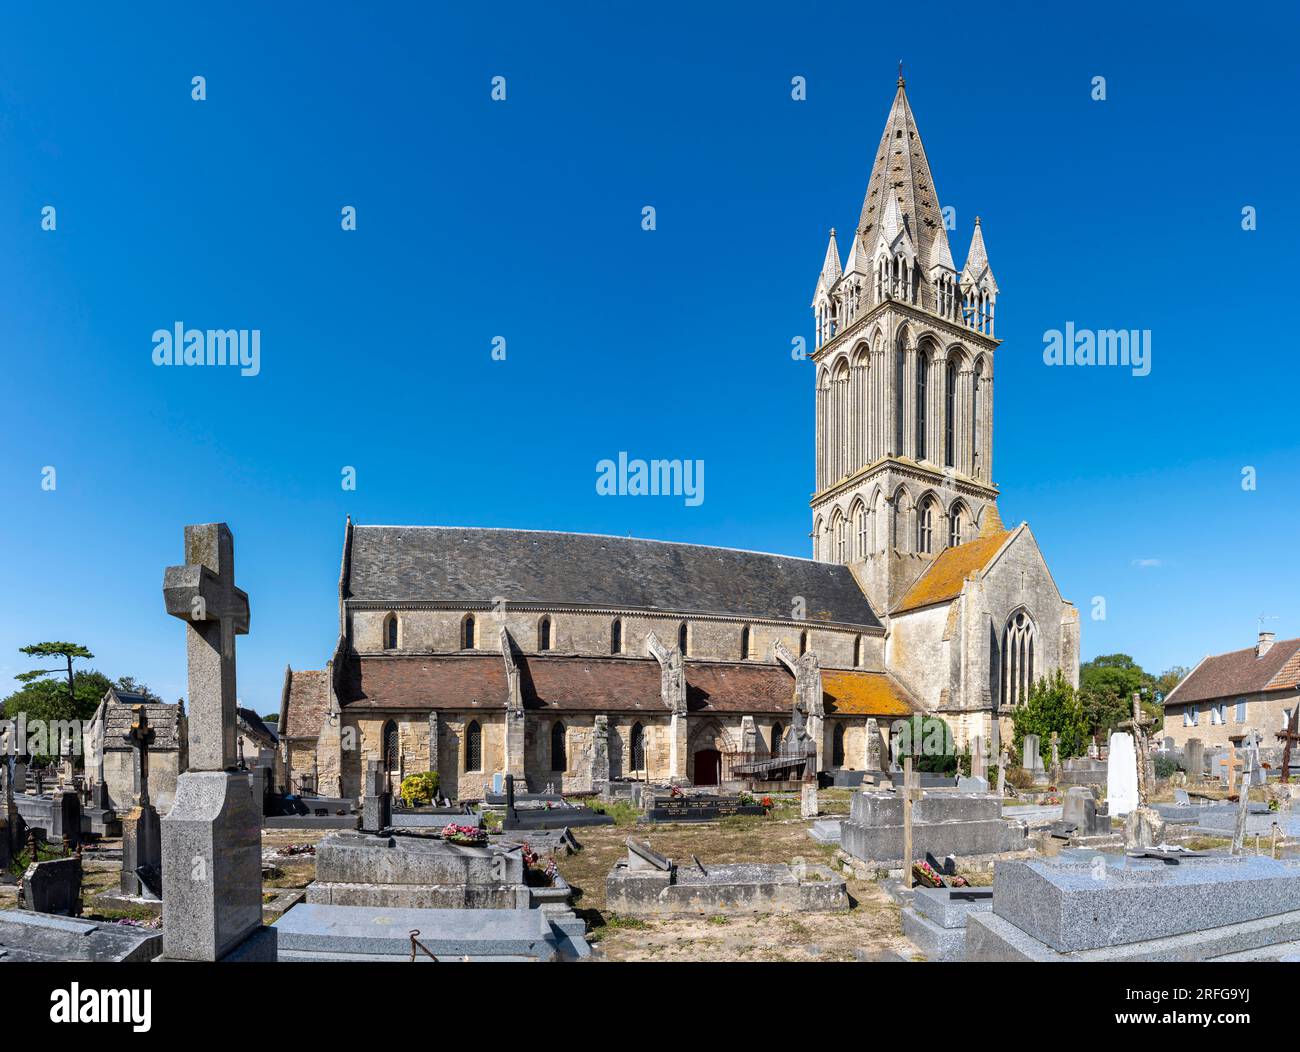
<box><xmin>1118</xmin><ymin>692</ymin><xmax>1155</xmax><ymax>805</ymax></box>
<box><xmin>123</xmin><ymin>705</ymin><xmax>156</xmax><ymax>808</ymax></box>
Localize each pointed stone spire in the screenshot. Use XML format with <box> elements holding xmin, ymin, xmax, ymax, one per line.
<box><xmin>843</xmin><ymin>231</ymin><xmax>870</xmax><ymax>277</ymax></box>
<box><xmin>961</xmin><ymin>216</ymin><xmax>998</xmax><ymax>291</ymax></box>
<box><xmin>856</xmin><ymin>78</ymin><xmax>945</xmax><ymax>274</ymax></box>
<box><xmin>927</xmin><ymin>218</ymin><xmax>956</xmax><ymax>273</ymax></box>
<box><xmin>819</xmin><ymin>227</ymin><xmax>842</xmax><ymax>285</ymax></box>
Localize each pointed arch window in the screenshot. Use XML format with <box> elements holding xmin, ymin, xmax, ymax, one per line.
<box><xmin>465</xmin><ymin>720</ymin><xmax>482</xmax><ymax>772</ymax></box>
<box><xmin>740</xmin><ymin>624</ymin><xmax>752</xmax><ymax>660</ymax></box>
<box><xmin>771</xmin><ymin>722</ymin><xmax>785</xmax><ymax>756</ymax></box>
<box><xmin>799</xmin><ymin>630</ymin><xmax>809</xmax><ymax>656</ymax></box>
<box><xmin>611</xmin><ymin>618</ymin><xmax>623</xmax><ymax>655</ymax></box>
<box><xmin>832</xmin><ymin>723</ymin><xmax>846</xmax><ymax>767</ymax></box>
<box><xmin>972</xmin><ymin>360</ymin><xmax>985</xmax><ymax>478</ymax></box>
<box><xmin>538</xmin><ymin>615</ymin><xmax>552</xmax><ymax>651</ymax></box>
<box><xmin>1000</xmin><ymin>611</ymin><xmax>1037</xmax><ymax>708</ymax></box>
<box><xmin>678</xmin><ymin>622</ymin><xmax>689</xmax><ymax>656</ymax></box>
<box><xmin>856</xmin><ymin>505</ymin><xmax>868</xmax><ymax>558</ymax></box>
<box><xmin>382</xmin><ymin>719</ymin><xmax>399</xmax><ymax>773</ymax></box>
<box><xmin>854</xmin><ymin>635</ymin><xmax>864</xmax><ymax>667</ymax></box>
<box><xmin>550</xmin><ymin>721</ymin><xmax>567</xmax><ymax>772</ymax></box>
<box><xmin>944</xmin><ymin>361</ymin><xmax>957</xmax><ymax>467</ymax></box>
<box><xmin>383</xmin><ymin>613</ymin><xmax>398</xmax><ymax>651</ymax></box>
<box><xmin>917</xmin><ymin>501</ymin><xmax>934</xmax><ymax>554</ymax></box>
<box><xmin>461</xmin><ymin>614</ymin><xmax>476</xmax><ymax>650</ymax></box>
<box><xmin>948</xmin><ymin>506</ymin><xmax>964</xmax><ymax>548</ymax></box>
<box><xmin>915</xmin><ymin>355</ymin><xmax>929</xmax><ymax>460</ymax></box>
<box><xmin>630</xmin><ymin>722</ymin><xmax>645</xmax><ymax>771</ymax></box>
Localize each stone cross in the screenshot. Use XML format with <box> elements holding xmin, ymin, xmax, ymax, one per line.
<box><xmin>1118</xmin><ymin>693</ymin><xmax>1155</xmax><ymax>805</ymax></box>
<box><xmin>1218</xmin><ymin>751</ymin><xmax>1244</xmax><ymax>797</ymax></box>
<box><xmin>163</xmin><ymin>522</ymin><xmax>250</xmax><ymax>771</ymax></box>
<box><xmin>1049</xmin><ymin>731</ymin><xmax>1060</xmax><ymax>775</ymax></box>
<box><xmin>122</xmin><ymin>705</ymin><xmax>156</xmax><ymax>808</ymax></box>
<box><xmin>901</xmin><ymin>756</ymin><xmax>924</xmax><ymax>890</ymax></box>
<box><xmin>996</xmin><ymin>743</ymin><xmax>1008</xmax><ymax>797</ymax></box>
<box><xmin>1231</xmin><ymin>729</ymin><xmax>1258</xmax><ymax>856</ymax></box>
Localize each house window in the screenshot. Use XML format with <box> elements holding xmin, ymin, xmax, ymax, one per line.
<box><xmin>611</xmin><ymin>619</ymin><xmax>623</xmax><ymax>654</ymax></box>
<box><xmin>1183</xmin><ymin>708</ymin><xmax>1191</xmax><ymax>727</ymax></box>
<box><xmin>1211</xmin><ymin>702</ymin><xmax>1225</xmax><ymax>726</ymax></box>
<box><xmin>383</xmin><ymin>613</ymin><xmax>398</xmax><ymax>651</ymax></box>
<box><xmin>771</xmin><ymin>722</ymin><xmax>784</xmax><ymax>756</ymax></box>
<box><xmin>1190</xmin><ymin>706</ymin><xmax>1199</xmax><ymax>727</ymax></box>
<box><xmin>550</xmin><ymin>722</ymin><xmax>567</xmax><ymax>772</ymax></box>
<box><xmin>461</xmin><ymin>614</ymin><xmax>476</xmax><ymax>650</ymax></box>
<box><xmin>832</xmin><ymin>723</ymin><xmax>846</xmax><ymax>767</ymax></box>
<box><xmin>630</xmin><ymin>722</ymin><xmax>645</xmax><ymax>771</ymax></box>
<box><xmin>465</xmin><ymin>720</ymin><xmax>482</xmax><ymax>772</ymax></box>
<box><xmin>741</xmin><ymin>625</ymin><xmax>751</xmax><ymax>660</ymax></box>
<box><xmin>1236</xmin><ymin>699</ymin><xmax>1247</xmax><ymax>723</ymax></box>
<box><xmin>538</xmin><ymin>616</ymin><xmax>552</xmax><ymax>651</ymax></box>
<box><xmin>679</xmin><ymin>622</ymin><xmax>689</xmax><ymax>656</ymax></box>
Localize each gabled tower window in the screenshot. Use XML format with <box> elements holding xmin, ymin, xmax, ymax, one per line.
<box><xmin>917</xmin><ymin>502</ymin><xmax>934</xmax><ymax>554</ymax></box>
<box><xmin>948</xmin><ymin>508</ymin><xmax>963</xmax><ymax>548</ymax></box>
<box><xmin>383</xmin><ymin>613</ymin><xmax>398</xmax><ymax>651</ymax></box>
<box><xmin>550</xmin><ymin>722</ymin><xmax>567</xmax><ymax>772</ymax></box>
<box><xmin>465</xmin><ymin>720</ymin><xmax>482</xmax><ymax>772</ymax></box>
<box><xmin>461</xmin><ymin>614</ymin><xmax>476</xmax><ymax>650</ymax></box>
<box><xmin>538</xmin><ymin>615</ymin><xmax>552</xmax><ymax>651</ymax></box>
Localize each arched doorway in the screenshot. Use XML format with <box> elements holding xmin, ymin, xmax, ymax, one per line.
<box><xmin>693</xmin><ymin>748</ymin><xmax>722</xmax><ymax>786</ymax></box>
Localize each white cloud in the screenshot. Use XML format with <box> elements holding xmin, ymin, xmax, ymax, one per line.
<box><xmin>1131</xmin><ymin>558</ymin><xmax>1163</xmax><ymax>568</ymax></box>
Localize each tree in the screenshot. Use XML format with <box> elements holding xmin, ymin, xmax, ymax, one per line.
<box><xmin>16</xmin><ymin>642</ymin><xmax>95</xmax><ymax>716</ymax></box>
<box><xmin>1</xmin><ymin>670</ymin><xmax>113</xmax><ymax>762</ymax></box>
<box><xmin>1011</xmin><ymin>671</ymin><xmax>1088</xmax><ymax>766</ymax></box>
<box><xmin>1079</xmin><ymin>653</ymin><xmax>1175</xmax><ymax>738</ymax></box>
<box><xmin>112</xmin><ymin>676</ymin><xmax>162</xmax><ymax>702</ymax></box>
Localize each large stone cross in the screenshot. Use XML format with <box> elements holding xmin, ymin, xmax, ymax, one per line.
<box><xmin>163</xmin><ymin>523</ymin><xmax>249</xmax><ymax>770</ymax></box>
<box><xmin>122</xmin><ymin>705</ymin><xmax>156</xmax><ymax>808</ymax></box>
<box><xmin>1218</xmin><ymin>751</ymin><xmax>1244</xmax><ymax>796</ymax></box>
<box><xmin>1118</xmin><ymin>692</ymin><xmax>1155</xmax><ymax>804</ymax></box>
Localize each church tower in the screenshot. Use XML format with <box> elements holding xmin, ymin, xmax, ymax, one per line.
<box><xmin>810</xmin><ymin>75</ymin><xmax>1002</xmax><ymax>615</ymax></box>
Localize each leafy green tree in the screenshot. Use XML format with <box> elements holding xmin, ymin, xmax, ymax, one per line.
<box><xmin>1</xmin><ymin>670</ymin><xmax>113</xmax><ymax>761</ymax></box>
<box><xmin>891</xmin><ymin>714</ymin><xmax>958</xmax><ymax>775</ymax></box>
<box><xmin>1011</xmin><ymin>671</ymin><xmax>1088</xmax><ymax>765</ymax></box>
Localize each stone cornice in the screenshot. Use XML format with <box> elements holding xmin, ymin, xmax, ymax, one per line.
<box><xmin>811</xmin><ymin>458</ymin><xmax>999</xmax><ymax>509</ymax></box>
<box><xmin>813</xmin><ymin>299</ymin><xmax>1000</xmax><ymax>364</ymax></box>
<box><xmin>345</xmin><ymin>600</ymin><xmax>884</xmax><ymax>636</ymax></box>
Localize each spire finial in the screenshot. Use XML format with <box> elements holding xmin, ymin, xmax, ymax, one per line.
<box><xmin>829</xmin><ymin>227</ymin><xmax>836</xmax><ymax>237</ymax></box>
<box><xmin>898</xmin><ymin>61</ymin><xmax>905</xmax><ymax>88</ymax></box>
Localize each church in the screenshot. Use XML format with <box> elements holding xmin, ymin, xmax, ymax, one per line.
<box><xmin>278</xmin><ymin>78</ymin><xmax>1079</xmax><ymax>800</ymax></box>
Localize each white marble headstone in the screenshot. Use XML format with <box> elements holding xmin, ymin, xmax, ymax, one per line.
<box><xmin>1107</xmin><ymin>732</ymin><xmax>1139</xmax><ymax>816</ymax></box>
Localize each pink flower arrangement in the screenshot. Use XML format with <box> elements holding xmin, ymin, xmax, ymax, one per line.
<box><xmin>441</xmin><ymin>822</ymin><xmax>487</xmax><ymax>845</ymax></box>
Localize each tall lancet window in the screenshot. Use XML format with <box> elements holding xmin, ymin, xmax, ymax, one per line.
<box><xmin>538</xmin><ymin>615</ymin><xmax>552</xmax><ymax>651</ymax></box>
<box><xmin>383</xmin><ymin>613</ymin><xmax>398</xmax><ymax>651</ymax></box>
<box><xmin>1000</xmin><ymin>611</ymin><xmax>1036</xmax><ymax>708</ymax></box>
<box><xmin>740</xmin><ymin>624</ymin><xmax>752</xmax><ymax>660</ymax></box>
<box><xmin>917</xmin><ymin>501</ymin><xmax>934</xmax><ymax>554</ymax></box>
<box><xmin>944</xmin><ymin>362</ymin><xmax>957</xmax><ymax>468</ymax></box>
<box><xmin>855</xmin><ymin>504</ymin><xmax>868</xmax><ymax>559</ymax></box>
<box><xmin>630</xmin><ymin>722</ymin><xmax>645</xmax><ymax>771</ymax></box>
<box><xmin>894</xmin><ymin>342</ymin><xmax>905</xmax><ymax>455</ymax></box>
<box><xmin>972</xmin><ymin>360</ymin><xmax>984</xmax><ymax>478</ymax></box>
<box><xmin>915</xmin><ymin>355</ymin><xmax>928</xmax><ymax>460</ymax></box>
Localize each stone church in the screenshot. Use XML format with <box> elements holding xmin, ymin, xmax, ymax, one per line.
<box><xmin>279</xmin><ymin>78</ymin><xmax>1078</xmax><ymax>800</ymax></box>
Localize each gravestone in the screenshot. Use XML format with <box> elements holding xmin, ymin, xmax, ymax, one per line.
<box><xmin>1023</xmin><ymin>734</ymin><xmax>1042</xmax><ymax>773</ymax></box>
<box><xmin>48</xmin><ymin>788</ymin><xmax>80</xmax><ymax>851</ymax></box>
<box><xmin>119</xmin><ymin>705</ymin><xmax>162</xmax><ymax>899</ymax></box>
<box><xmin>1061</xmin><ymin>787</ymin><xmax>1109</xmax><ymax>836</ymax></box>
<box><xmin>361</xmin><ymin>760</ymin><xmax>391</xmax><ymax>833</ymax></box>
<box><xmin>956</xmin><ymin>775</ymin><xmax>989</xmax><ymax>793</ymax></box>
<box><xmin>971</xmin><ymin>736</ymin><xmax>986</xmax><ymax>780</ymax></box>
<box><xmin>23</xmin><ymin>857</ymin><xmax>82</xmax><ymax>916</ymax></box>
<box><xmin>996</xmin><ymin>744</ymin><xmax>1007</xmax><ymax>797</ymax></box>
<box><xmin>160</xmin><ymin>522</ymin><xmax>275</xmax><ymax>962</ymax></box>
<box><xmin>1106</xmin><ymin>733</ymin><xmax>1138</xmax><ymax>816</ymax></box>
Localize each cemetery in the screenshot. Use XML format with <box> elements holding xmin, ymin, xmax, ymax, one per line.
<box><xmin>5</xmin><ymin>522</ymin><xmax>1300</xmax><ymax>966</ymax></box>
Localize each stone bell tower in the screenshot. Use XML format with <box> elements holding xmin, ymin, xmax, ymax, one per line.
<box><xmin>809</xmin><ymin>75</ymin><xmax>1004</xmax><ymax>614</ymax></box>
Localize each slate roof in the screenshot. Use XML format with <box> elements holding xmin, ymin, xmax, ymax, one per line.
<box><xmin>237</xmin><ymin>707</ymin><xmax>279</xmax><ymax>749</ymax></box>
<box><xmin>280</xmin><ymin>668</ymin><xmax>331</xmax><ymax>740</ymax></box>
<box><xmin>1164</xmin><ymin>638</ymin><xmax>1300</xmax><ymax>706</ymax></box>
<box><xmin>345</xmin><ymin>525</ymin><xmax>881</xmax><ymax>627</ymax></box>
<box><xmin>100</xmin><ymin>692</ymin><xmax>184</xmax><ymax>752</ymax></box>
<box><xmin>340</xmin><ymin>654</ymin><xmax>913</xmax><ymax>718</ymax></box>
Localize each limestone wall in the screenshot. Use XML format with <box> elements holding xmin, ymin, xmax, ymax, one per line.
<box><xmin>1165</xmin><ymin>688</ymin><xmax>1300</xmax><ymax>750</ymax></box>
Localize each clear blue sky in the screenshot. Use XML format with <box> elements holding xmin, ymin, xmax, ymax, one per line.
<box><xmin>2</xmin><ymin>2</ymin><xmax>1298</xmax><ymax>715</ymax></box>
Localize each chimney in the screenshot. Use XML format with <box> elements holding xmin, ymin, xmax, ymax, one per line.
<box><xmin>1257</xmin><ymin>631</ymin><xmax>1275</xmax><ymax>658</ymax></box>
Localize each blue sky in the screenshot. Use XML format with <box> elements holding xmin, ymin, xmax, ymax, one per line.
<box><xmin>1</xmin><ymin>1</ymin><xmax>1297</xmax><ymax>714</ymax></box>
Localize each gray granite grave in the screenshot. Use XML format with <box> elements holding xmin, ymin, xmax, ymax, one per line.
<box><xmin>605</xmin><ymin>837</ymin><xmax>847</xmax><ymax>916</ymax></box>
<box><xmin>22</xmin><ymin>857</ymin><xmax>82</xmax><ymax>915</ymax></box>
<box><xmin>159</xmin><ymin>522</ymin><xmax>276</xmax><ymax>962</ymax></box>
<box><xmin>306</xmin><ymin>831</ymin><xmax>532</xmax><ymax>909</ymax></box>
<box><xmin>1060</xmin><ymin>787</ymin><xmax>1112</xmax><ymax>836</ymax></box>
<box><xmin>840</xmin><ymin>790</ymin><xmax>1027</xmax><ymax>864</ymax></box>
<box><xmin>900</xmin><ymin>886</ymin><xmax>994</xmax><ymax>962</ymax></box>
<box><xmin>966</xmin><ymin>852</ymin><xmax>1300</xmax><ymax>961</ymax></box>
<box><xmin>0</xmin><ymin>911</ymin><xmax>161</xmax><ymax>962</ymax></box>
<box><xmin>274</xmin><ymin>902</ymin><xmax>590</xmax><ymax>961</ymax></box>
